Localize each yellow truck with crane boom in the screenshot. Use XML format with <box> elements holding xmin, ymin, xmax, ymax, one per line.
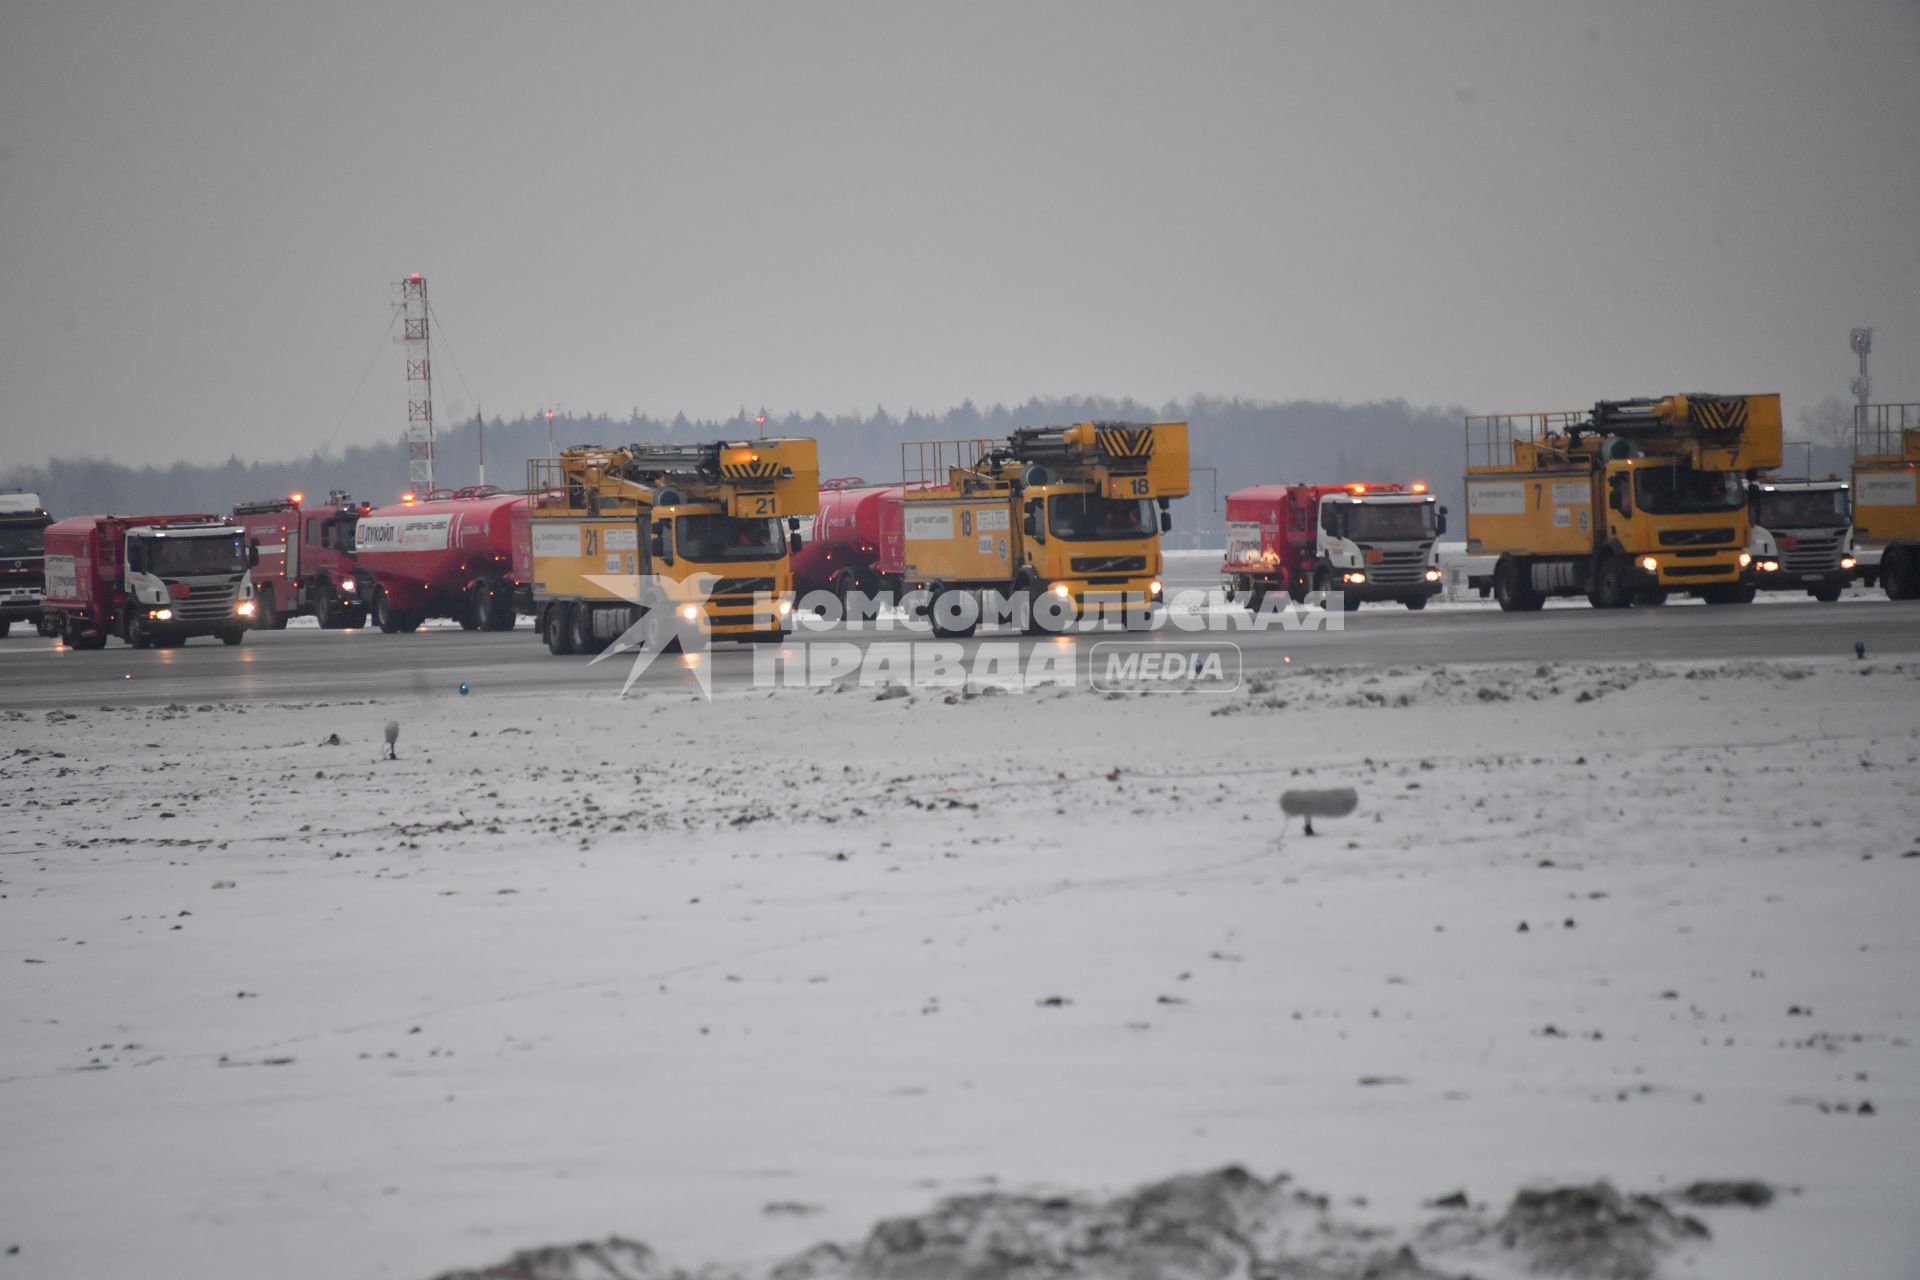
<box><xmin>886</xmin><ymin>421</ymin><xmax>1190</xmax><ymax>635</ymax></box>
<box><xmin>513</xmin><ymin>437</ymin><xmax>819</xmax><ymax>655</ymax></box>
<box><xmin>1465</xmin><ymin>393</ymin><xmax>1780</xmax><ymax>610</ymax></box>
<box><xmin>1853</xmin><ymin>402</ymin><xmax>1920</xmax><ymax>600</ymax></box>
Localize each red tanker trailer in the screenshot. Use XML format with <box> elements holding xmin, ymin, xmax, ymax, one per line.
<box><xmin>791</xmin><ymin>478</ymin><xmax>902</xmax><ymax>608</ymax></box>
<box><xmin>353</xmin><ymin>486</ymin><xmax>525</xmax><ymax>633</ymax></box>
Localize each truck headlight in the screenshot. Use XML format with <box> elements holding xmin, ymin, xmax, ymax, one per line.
<box><xmin>339</xmin><ymin>577</ymin><xmax>357</xmax><ymax>594</ymax></box>
<box><xmin>1424</xmin><ymin>568</ymin><xmax>1442</xmax><ymax>582</ymax></box>
<box><xmin>237</xmin><ymin>600</ymin><xmax>256</xmax><ymax>617</ymax></box>
<box><xmin>1841</xmin><ymin>556</ymin><xmax>1856</xmax><ymax>570</ymax></box>
<box><xmin>776</xmin><ymin>599</ymin><xmax>793</xmax><ymax>616</ymax></box>
<box><xmin>1343</xmin><ymin>571</ymin><xmax>1367</xmax><ymax>584</ymax></box>
<box><xmin>1737</xmin><ymin>552</ymin><xmax>1753</xmax><ymax>568</ymax></box>
<box><xmin>678</xmin><ymin>604</ymin><xmax>700</xmax><ymax>621</ymax></box>
<box><xmin>1760</xmin><ymin>560</ymin><xmax>1779</xmax><ymax>573</ymax></box>
<box><xmin>1051</xmin><ymin>583</ymin><xmax>1071</xmax><ymax>598</ymax></box>
<box><xmin>1148</xmin><ymin>579</ymin><xmax>1162</xmax><ymax>596</ymax></box>
<box><xmin>1638</xmin><ymin>556</ymin><xmax>1658</xmax><ymax>573</ymax></box>
<box><xmin>150</xmin><ymin>608</ymin><xmax>173</xmax><ymax>621</ymax></box>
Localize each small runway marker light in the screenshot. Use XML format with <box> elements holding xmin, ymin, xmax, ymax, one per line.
<box><xmin>384</xmin><ymin>720</ymin><xmax>400</xmax><ymax>760</ymax></box>
<box><xmin>1855</xmin><ymin>641</ymin><xmax>1866</xmax><ymax>660</ymax></box>
<box><xmin>458</xmin><ymin>682</ymin><xmax>470</xmax><ymax>695</ymax></box>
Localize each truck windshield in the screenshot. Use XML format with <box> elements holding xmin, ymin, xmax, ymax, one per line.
<box><xmin>1633</xmin><ymin>467</ymin><xmax>1743</xmax><ymax>515</ymax></box>
<box><xmin>1343</xmin><ymin>502</ymin><xmax>1436</xmax><ymax>542</ymax></box>
<box><xmin>145</xmin><ymin>535</ymin><xmax>249</xmax><ymax>577</ymax></box>
<box><xmin>0</xmin><ymin>527</ymin><xmax>45</xmax><ymax>559</ymax></box>
<box><xmin>1047</xmin><ymin>494</ymin><xmax>1153</xmax><ymax>541</ymax></box>
<box><xmin>1755</xmin><ymin>488</ymin><xmax>1849</xmax><ymax>528</ymax></box>
<box><xmin>676</xmin><ymin>514</ymin><xmax>784</xmax><ymax>562</ymax></box>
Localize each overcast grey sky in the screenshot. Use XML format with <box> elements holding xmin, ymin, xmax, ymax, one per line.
<box><xmin>2</xmin><ymin>0</ymin><xmax>1916</xmax><ymax>468</ymax></box>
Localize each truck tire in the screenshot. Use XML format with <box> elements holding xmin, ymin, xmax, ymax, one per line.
<box><xmin>544</xmin><ymin>603</ymin><xmax>576</xmax><ymax>655</ymax></box>
<box><xmin>0</xmin><ymin>619</ymin><xmax>11</xmax><ymax>638</ymax></box>
<box><xmin>253</xmin><ymin>594</ymin><xmax>277</xmax><ymax>631</ymax></box>
<box><xmin>221</xmin><ymin>628</ymin><xmax>246</xmax><ymax>646</ymax></box>
<box><xmin>1493</xmin><ymin>558</ymin><xmax>1524</xmax><ymax>612</ymax></box>
<box><xmin>315</xmin><ymin>586</ymin><xmax>345</xmax><ymax>629</ymax></box>
<box><xmin>1586</xmin><ymin>555</ymin><xmax>1630</xmax><ymax>609</ymax></box>
<box><xmin>1810</xmin><ymin>584</ymin><xmax>1843</xmax><ymax>603</ymax></box>
<box><xmin>373</xmin><ymin>589</ymin><xmax>403</xmax><ymax>635</ymax></box>
<box><xmin>126</xmin><ymin>612</ymin><xmax>152</xmax><ymax>650</ymax></box>
<box><xmin>1701</xmin><ymin>584</ymin><xmax>1757</xmax><ymax>605</ymax></box>
<box><xmin>570</xmin><ymin>603</ymin><xmax>608</xmax><ymax>654</ymax></box>
<box><xmin>1633</xmin><ymin>589</ymin><xmax>1669</xmax><ymax>607</ymax></box>
<box><xmin>1884</xmin><ymin>548</ymin><xmax>1916</xmax><ymax>600</ymax></box>
<box><xmin>482</xmin><ymin>579</ymin><xmax>516</xmax><ymax>631</ymax></box>
<box><xmin>928</xmin><ymin>586</ymin><xmax>979</xmax><ymax>639</ymax></box>
<box><xmin>398</xmin><ymin>611</ymin><xmax>424</xmax><ymax>633</ymax></box>
<box><xmin>1403</xmin><ymin>594</ymin><xmax>1427</xmax><ymax>610</ymax></box>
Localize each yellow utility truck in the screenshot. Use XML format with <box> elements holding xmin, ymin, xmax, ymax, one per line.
<box><xmin>514</xmin><ymin>438</ymin><xmax>819</xmax><ymax>654</ymax></box>
<box><xmin>1853</xmin><ymin>402</ymin><xmax>1920</xmax><ymax>600</ymax></box>
<box><xmin>1465</xmin><ymin>394</ymin><xmax>1781</xmax><ymax>610</ymax></box>
<box><xmin>890</xmin><ymin>421</ymin><xmax>1190</xmax><ymax>635</ymax></box>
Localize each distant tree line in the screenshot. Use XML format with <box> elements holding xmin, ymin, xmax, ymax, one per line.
<box><xmin>1</xmin><ymin>395</ymin><xmax>1859</xmax><ymax>549</ymax></box>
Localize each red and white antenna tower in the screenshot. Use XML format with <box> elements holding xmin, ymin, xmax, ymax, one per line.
<box><xmin>399</xmin><ymin>272</ymin><xmax>434</xmax><ymax>492</ymax></box>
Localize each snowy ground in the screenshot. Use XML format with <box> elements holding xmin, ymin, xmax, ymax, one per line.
<box><xmin>2</xmin><ymin>656</ymin><xmax>1917</xmax><ymax>1278</ymax></box>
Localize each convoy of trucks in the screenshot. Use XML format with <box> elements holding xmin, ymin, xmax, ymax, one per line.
<box><xmin>1220</xmin><ymin>482</ymin><xmax>1445</xmax><ymax>612</ymax></box>
<box><xmin>1853</xmin><ymin>402</ymin><xmax>1920</xmax><ymax>600</ymax></box>
<box><xmin>515</xmin><ymin>437</ymin><xmax>819</xmax><ymax>655</ymax></box>
<box><xmin>0</xmin><ymin>491</ymin><xmax>53</xmax><ymax>638</ymax></box>
<box><xmin>11</xmin><ymin>395</ymin><xmax>1920</xmax><ymax>651</ymax></box>
<box><xmin>232</xmin><ymin>490</ymin><xmax>372</xmax><ymax>629</ymax></box>
<box><xmin>353</xmin><ymin>486</ymin><xmax>526</xmax><ymax>633</ymax></box>
<box><xmin>1465</xmin><ymin>393</ymin><xmax>1781</xmax><ymax>610</ymax></box>
<box><xmin>40</xmin><ymin>514</ymin><xmax>258</xmax><ymax>649</ymax></box>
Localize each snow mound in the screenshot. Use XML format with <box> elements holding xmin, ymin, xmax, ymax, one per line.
<box><xmin>432</xmin><ymin>1168</ymin><xmax>1769</xmax><ymax>1280</ymax></box>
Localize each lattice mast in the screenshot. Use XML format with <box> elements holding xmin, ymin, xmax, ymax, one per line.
<box><xmin>400</xmin><ymin>273</ymin><xmax>434</xmax><ymax>492</ymax></box>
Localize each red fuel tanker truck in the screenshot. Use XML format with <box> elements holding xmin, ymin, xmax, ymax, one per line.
<box><xmin>353</xmin><ymin>486</ymin><xmax>526</xmax><ymax>633</ymax></box>
<box><xmin>41</xmin><ymin>514</ymin><xmax>259</xmax><ymax>649</ymax></box>
<box><xmin>791</xmin><ymin>478</ymin><xmax>903</xmax><ymax>613</ymax></box>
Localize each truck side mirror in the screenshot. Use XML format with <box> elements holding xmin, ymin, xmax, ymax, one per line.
<box><xmin>1609</xmin><ymin>478</ymin><xmax>1632</xmax><ymax>517</ymax></box>
<box><xmin>1437</xmin><ymin>507</ymin><xmax>1449</xmax><ymax>536</ymax></box>
<box><xmin>247</xmin><ymin>540</ymin><xmax>261</xmax><ymax>567</ymax></box>
<box><xmin>127</xmin><ymin>541</ymin><xmax>146</xmax><ymax>572</ymax></box>
<box><xmin>1024</xmin><ymin>502</ymin><xmax>1044</xmax><ymax>543</ymax></box>
<box><xmin>650</xmin><ymin>524</ymin><xmax>672</xmax><ymax>565</ymax></box>
<box><xmin>1159</xmin><ymin>510</ymin><xmax>1172</xmax><ymax>534</ymax></box>
<box><xmin>789</xmin><ymin>531</ymin><xmax>803</xmax><ymax>555</ymax></box>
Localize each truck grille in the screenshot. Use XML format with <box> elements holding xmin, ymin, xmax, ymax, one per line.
<box><xmin>706</xmin><ymin>576</ymin><xmax>775</xmax><ymax>597</ymax></box>
<box><xmin>174</xmin><ymin>581</ymin><xmax>240</xmax><ymax>621</ymax></box>
<box><xmin>1659</xmin><ymin>528</ymin><xmax>1735</xmax><ymax>547</ymax></box>
<box><xmin>1780</xmin><ymin>532</ymin><xmax>1843</xmax><ymax>575</ymax></box>
<box><xmin>1070</xmin><ymin>555</ymin><xmax>1147</xmax><ymax>574</ymax></box>
<box><xmin>1363</xmin><ymin>548</ymin><xmax>1429</xmax><ymax>586</ymax></box>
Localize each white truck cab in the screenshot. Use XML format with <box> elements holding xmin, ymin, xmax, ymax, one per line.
<box><xmin>1315</xmin><ymin>486</ymin><xmax>1446</xmax><ymax>610</ymax></box>
<box><xmin>1745</xmin><ymin>479</ymin><xmax>1853</xmax><ymax>602</ymax></box>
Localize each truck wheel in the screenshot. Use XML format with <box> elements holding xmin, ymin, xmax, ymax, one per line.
<box><xmin>1586</xmin><ymin>555</ymin><xmax>1630</xmax><ymax>609</ymax></box>
<box><xmin>928</xmin><ymin>586</ymin><xmax>979</xmax><ymax>639</ymax></box>
<box><xmin>643</xmin><ymin>600</ymin><xmax>682</xmax><ymax>653</ymax></box>
<box><xmin>0</xmin><ymin>619</ymin><xmax>10</xmax><ymax>639</ymax></box>
<box><xmin>315</xmin><ymin>587</ymin><xmax>343</xmax><ymax>629</ymax></box>
<box><xmin>1288</xmin><ymin>580</ymin><xmax>1308</xmax><ymax>605</ymax></box>
<box><xmin>1403</xmin><ymin>594</ymin><xmax>1427</xmax><ymax>611</ymax></box>
<box><xmin>1702</xmin><ymin>584</ymin><xmax>1757</xmax><ymax>605</ymax></box>
<box><xmin>253</xmin><ymin>594</ymin><xmax>277</xmax><ymax>631</ymax></box>
<box><xmin>126</xmin><ymin>612</ymin><xmax>152</xmax><ymax>650</ymax></box>
<box><xmin>482</xmin><ymin>579</ymin><xmax>516</xmax><ymax>631</ymax></box>
<box><xmin>544</xmin><ymin>604</ymin><xmax>576</xmax><ymax>655</ymax></box>
<box><xmin>373</xmin><ymin>590</ymin><xmax>402</xmax><ymax>635</ymax></box>
<box><xmin>1884</xmin><ymin>549</ymin><xmax>1916</xmax><ymax>600</ymax></box>
<box><xmin>1810</xmin><ymin>584</ymin><xmax>1843</xmax><ymax>603</ymax></box>
<box><xmin>1246</xmin><ymin>582</ymin><xmax>1268</xmax><ymax>614</ymax></box>
<box><xmin>398</xmin><ymin>611</ymin><xmax>424</xmax><ymax>633</ymax></box>
<box><xmin>221</xmin><ymin>628</ymin><xmax>246</xmax><ymax>646</ymax></box>
<box><xmin>1633</xmin><ymin>589</ymin><xmax>1669</xmax><ymax>607</ymax></box>
<box><xmin>571</xmin><ymin>603</ymin><xmax>608</xmax><ymax>654</ymax></box>
<box><xmin>343</xmin><ymin>607</ymin><xmax>367</xmax><ymax>630</ymax></box>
